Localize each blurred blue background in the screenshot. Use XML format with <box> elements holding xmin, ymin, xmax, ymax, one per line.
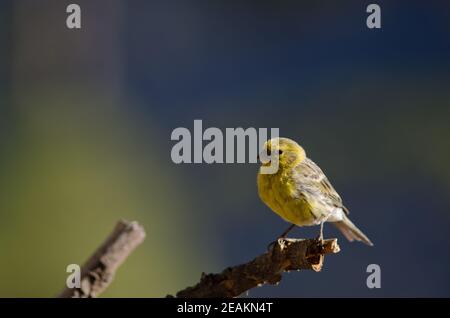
<box><xmin>1</xmin><ymin>0</ymin><xmax>450</xmax><ymax>297</ymax></box>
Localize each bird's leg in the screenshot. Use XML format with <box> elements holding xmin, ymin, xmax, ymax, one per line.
<box><xmin>279</xmin><ymin>223</ymin><xmax>296</xmax><ymax>239</ymax></box>
<box><xmin>267</xmin><ymin>224</ymin><xmax>296</xmax><ymax>251</ymax></box>
<box><xmin>316</xmin><ymin>222</ymin><xmax>324</xmax><ymax>242</ymax></box>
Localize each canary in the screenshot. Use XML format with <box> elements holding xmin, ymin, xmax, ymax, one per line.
<box><xmin>257</xmin><ymin>137</ymin><xmax>373</xmax><ymax>246</ymax></box>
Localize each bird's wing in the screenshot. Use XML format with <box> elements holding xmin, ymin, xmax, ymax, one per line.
<box><xmin>292</xmin><ymin>157</ymin><xmax>349</xmax><ymax>215</ymax></box>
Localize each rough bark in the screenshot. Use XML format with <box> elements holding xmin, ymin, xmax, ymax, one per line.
<box><xmin>174</xmin><ymin>238</ymin><xmax>340</xmax><ymax>298</ymax></box>
<box><xmin>58</xmin><ymin>220</ymin><xmax>146</xmax><ymax>298</ymax></box>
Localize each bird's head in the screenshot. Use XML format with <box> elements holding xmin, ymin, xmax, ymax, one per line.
<box><xmin>259</xmin><ymin>137</ymin><xmax>306</xmax><ymax>171</ymax></box>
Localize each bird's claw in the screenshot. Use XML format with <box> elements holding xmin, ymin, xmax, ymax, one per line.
<box><xmin>315</xmin><ymin>233</ymin><xmax>324</xmax><ymax>244</ymax></box>
<box><xmin>315</xmin><ymin>222</ymin><xmax>324</xmax><ymax>244</ymax></box>
<box><xmin>267</xmin><ymin>238</ymin><xmax>283</xmax><ymax>252</ymax></box>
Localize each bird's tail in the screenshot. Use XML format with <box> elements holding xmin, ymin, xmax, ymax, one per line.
<box><xmin>333</xmin><ymin>215</ymin><xmax>373</xmax><ymax>246</ymax></box>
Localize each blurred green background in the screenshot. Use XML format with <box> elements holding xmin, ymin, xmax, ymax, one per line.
<box><xmin>1</xmin><ymin>0</ymin><xmax>450</xmax><ymax>297</ymax></box>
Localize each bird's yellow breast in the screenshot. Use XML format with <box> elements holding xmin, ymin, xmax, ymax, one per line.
<box><xmin>257</xmin><ymin>169</ymin><xmax>315</xmax><ymax>226</ymax></box>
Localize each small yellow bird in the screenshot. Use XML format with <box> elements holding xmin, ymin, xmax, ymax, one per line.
<box><xmin>257</xmin><ymin>137</ymin><xmax>373</xmax><ymax>246</ymax></box>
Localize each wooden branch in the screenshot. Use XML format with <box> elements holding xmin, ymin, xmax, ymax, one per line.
<box><xmin>174</xmin><ymin>238</ymin><xmax>340</xmax><ymax>298</ymax></box>
<box><xmin>58</xmin><ymin>220</ymin><xmax>146</xmax><ymax>298</ymax></box>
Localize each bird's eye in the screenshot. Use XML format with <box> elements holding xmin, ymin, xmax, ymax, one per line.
<box><xmin>278</xmin><ymin>150</ymin><xmax>283</xmax><ymax>155</ymax></box>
